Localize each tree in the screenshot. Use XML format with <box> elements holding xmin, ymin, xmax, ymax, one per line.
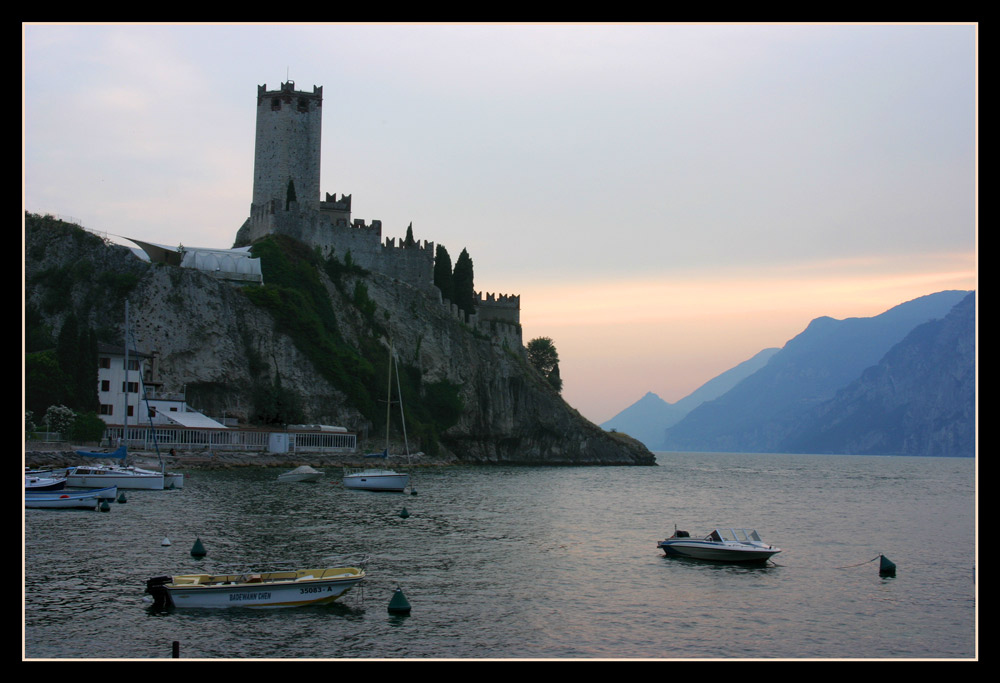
<box><xmin>452</xmin><ymin>248</ymin><xmax>476</xmax><ymax>321</ymax></box>
<box><xmin>434</xmin><ymin>244</ymin><xmax>453</xmax><ymax>302</ymax></box>
<box><xmin>527</xmin><ymin>337</ymin><xmax>563</xmax><ymax>392</ymax></box>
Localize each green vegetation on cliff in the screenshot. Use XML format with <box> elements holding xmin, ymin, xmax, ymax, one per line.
<box><xmin>242</xmin><ymin>235</ymin><xmax>462</xmax><ymax>452</ymax></box>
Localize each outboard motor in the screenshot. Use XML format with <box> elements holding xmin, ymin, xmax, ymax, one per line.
<box><xmin>674</xmin><ymin>529</ymin><xmax>690</xmax><ymax>538</ymax></box>
<box><xmin>145</xmin><ymin>576</ymin><xmax>173</xmax><ymax>608</ymax></box>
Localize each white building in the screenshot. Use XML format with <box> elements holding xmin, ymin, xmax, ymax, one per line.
<box><xmin>96</xmin><ymin>343</ymin><xmax>225</xmax><ymax>429</ymax></box>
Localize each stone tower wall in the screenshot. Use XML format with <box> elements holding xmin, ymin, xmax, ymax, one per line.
<box><xmin>252</xmin><ymin>82</ymin><xmax>323</xmax><ymax>215</ymax></box>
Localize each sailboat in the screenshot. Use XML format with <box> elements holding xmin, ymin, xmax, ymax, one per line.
<box><xmin>343</xmin><ymin>341</ymin><xmax>411</xmax><ymax>493</ymax></box>
<box><xmin>69</xmin><ymin>301</ymin><xmax>184</xmax><ymax>490</ymax></box>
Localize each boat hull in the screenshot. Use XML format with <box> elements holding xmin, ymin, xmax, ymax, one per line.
<box><xmin>25</xmin><ymin>476</ymin><xmax>67</xmax><ymax>491</ymax></box>
<box><xmin>657</xmin><ymin>540</ymin><xmax>780</xmax><ymax>564</ymax></box>
<box><xmin>25</xmin><ymin>486</ymin><xmax>118</xmax><ymax>509</ymax></box>
<box><xmin>343</xmin><ymin>469</ymin><xmax>409</xmax><ymax>492</ymax></box>
<box><xmin>67</xmin><ymin>471</ymin><xmax>164</xmax><ymax>490</ymax></box>
<box><xmin>148</xmin><ymin>568</ymin><xmax>365</xmax><ymax>609</ymax></box>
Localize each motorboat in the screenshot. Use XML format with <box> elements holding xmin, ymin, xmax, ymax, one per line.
<box><xmin>657</xmin><ymin>527</ymin><xmax>781</xmax><ymax>564</ymax></box>
<box><xmin>25</xmin><ymin>486</ymin><xmax>118</xmax><ymax>509</ymax></box>
<box><xmin>145</xmin><ymin>565</ymin><xmax>366</xmax><ymax>609</ymax></box>
<box><xmin>25</xmin><ymin>474</ymin><xmax>67</xmax><ymax>491</ymax></box>
<box><xmin>277</xmin><ymin>465</ymin><xmax>325</xmax><ymax>483</ymax></box>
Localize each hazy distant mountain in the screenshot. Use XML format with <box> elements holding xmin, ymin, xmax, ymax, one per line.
<box><xmin>601</xmin><ymin>347</ymin><xmax>779</xmax><ymax>449</ymax></box>
<box><xmin>661</xmin><ymin>290</ymin><xmax>972</xmax><ymax>454</ymax></box>
<box><xmin>779</xmin><ymin>292</ymin><xmax>975</xmax><ymax>456</ymax></box>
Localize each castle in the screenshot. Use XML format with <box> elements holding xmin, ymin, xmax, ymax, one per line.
<box><xmin>232</xmin><ymin>81</ymin><xmax>520</xmax><ymax>343</ymax></box>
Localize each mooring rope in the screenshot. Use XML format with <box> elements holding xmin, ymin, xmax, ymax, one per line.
<box><xmin>768</xmin><ymin>555</ymin><xmax>882</xmax><ymax>570</ymax></box>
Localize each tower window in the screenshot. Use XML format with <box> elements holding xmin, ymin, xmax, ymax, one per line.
<box><xmin>271</xmin><ymin>98</ymin><xmax>281</xmax><ymax>110</ymax></box>
<box><xmin>297</xmin><ymin>98</ymin><xmax>309</xmax><ymax>112</ymax></box>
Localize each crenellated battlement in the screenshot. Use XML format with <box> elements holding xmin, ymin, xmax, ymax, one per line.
<box><xmin>238</xmin><ymin>79</ymin><xmax>520</xmax><ymax>333</ymax></box>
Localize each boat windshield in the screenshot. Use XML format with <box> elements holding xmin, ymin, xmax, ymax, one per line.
<box><xmin>715</xmin><ymin>529</ymin><xmax>763</xmax><ymax>542</ymax></box>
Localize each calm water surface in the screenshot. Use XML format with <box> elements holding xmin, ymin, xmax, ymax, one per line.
<box><xmin>23</xmin><ymin>452</ymin><xmax>976</xmax><ymax>660</ymax></box>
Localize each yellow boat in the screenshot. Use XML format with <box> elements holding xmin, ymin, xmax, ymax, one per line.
<box><xmin>146</xmin><ymin>566</ymin><xmax>366</xmax><ymax>609</ymax></box>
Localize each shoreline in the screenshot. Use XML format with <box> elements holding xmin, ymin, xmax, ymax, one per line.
<box><xmin>23</xmin><ymin>444</ymin><xmax>457</xmax><ymax>471</ymax></box>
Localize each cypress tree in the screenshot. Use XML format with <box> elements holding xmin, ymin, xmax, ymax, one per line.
<box><xmin>434</xmin><ymin>244</ymin><xmax>453</xmax><ymax>302</ymax></box>
<box><xmin>452</xmin><ymin>248</ymin><xmax>476</xmax><ymax>321</ymax></box>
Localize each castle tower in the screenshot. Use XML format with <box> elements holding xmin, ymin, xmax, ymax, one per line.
<box><xmin>251</xmin><ymin>81</ymin><xmax>323</xmax><ymax>214</ymax></box>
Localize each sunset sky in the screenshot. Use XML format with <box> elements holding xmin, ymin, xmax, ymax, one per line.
<box><xmin>23</xmin><ymin>23</ymin><xmax>977</xmax><ymax>424</ymax></box>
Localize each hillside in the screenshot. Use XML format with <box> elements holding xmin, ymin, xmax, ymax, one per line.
<box><xmin>661</xmin><ymin>290</ymin><xmax>973</xmax><ymax>454</ymax></box>
<box><xmin>24</xmin><ymin>214</ymin><xmax>654</xmax><ymax>465</ymax></box>
<box><xmin>778</xmin><ymin>292</ymin><xmax>975</xmax><ymax>456</ymax></box>
<box><xmin>601</xmin><ymin>347</ymin><xmax>779</xmax><ymax>449</ymax></box>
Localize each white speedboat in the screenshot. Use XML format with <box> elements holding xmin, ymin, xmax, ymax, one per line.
<box><xmin>25</xmin><ymin>485</ymin><xmax>118</xmax><ymax>509</ymax></box>
<box><xmin>145</xmin><ymin>565</ymin><xmax>366</xmax><ymax>609</ymax></box>
<box><xmin>657</xmin><ymin>527</ymin><xmax>781</xmax><ymax>564</ymax></box>
<box><xmin>278</xmin><ymin>465</ymin><xmax>325</xmax><ymax>483</ymax></box>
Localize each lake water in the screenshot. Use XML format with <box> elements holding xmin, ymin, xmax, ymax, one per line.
<box><xmin>23</xmin><ymin>452</ymin><xmax>976</xmax><ymax>660</ymax></box>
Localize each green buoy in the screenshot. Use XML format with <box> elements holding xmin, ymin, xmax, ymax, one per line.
<box><xmin>117</xmin><ymin>492</ymin><xmax>128</xmax><ymax>504</ymax></box>
<box><xmin>388</xmin><ymin>587</ymin><xmax>412</xmax><ymax>614</ymax></box>
<box><xmin>99</xmin><ymin>500</ymin><xmax>111</xmax><ymax>512</ymax></box>
<box><xmin>191</xmin><ymin>537</ymin><xmax>207</xmax><ymax>558</ymax></box>
<box><xmin>399</xmin><ymin>507</ymin><xmax>410</xmax><ymax>519</ymax></box>
<box><xmin>879</xmin><ymin>554</ymin><xmax>896</xmax><ymax>576</ymax></box>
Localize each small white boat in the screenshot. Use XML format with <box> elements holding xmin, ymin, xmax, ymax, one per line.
<box><xmin>145</xmin><ymin>566</ymin><xmax>366</xmax><ymax>609</ymax></box>
<box><xmin>343</xmin><ymin>465</ymin><xmax>409</xmax><ymax>492</ymax></box>
<box><xmin>278</xmin><ymin>465</ymin><xmax>325</xmax><ymax>483</ymax></box>
<box><xmin>65</xmin><ymin>463</ymin><xmax>184</xmax><ymax>490</ymax></box>
<box><xmin>66</xmin><ymin>464</ymin><xmax>166</xmax><ymax>490</ymax></box>
<box><xmin>25</xmin><ymin>474</ymin><xmax>67</xmax><ymax>491</ymax></box>
<box><xmin>345</xmin><ymin>340</ymin><xmax>411</xmax><ymax>493</ymax></box>
<box><xmin>25</xmin><ymin>486</ymin><xmax>118</xmax><ymax>509</ymax></box>
<box><xmin>657</xmin><ymin>527</ymin><xmax>781</xmax><ymax>564</ymax></box>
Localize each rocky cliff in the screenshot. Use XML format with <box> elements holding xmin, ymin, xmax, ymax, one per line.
<box><xmin>24</xmin><ymin>214</ymin><xmax>654</xmax><ymax>466</ymax></box>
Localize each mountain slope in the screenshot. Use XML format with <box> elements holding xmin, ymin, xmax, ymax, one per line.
<box><xmin>778</xmin><ymin>292</ymin><xmax>975</xmax><ymax>456</ymax></box>
<box><xmin>661</xmin><ymin>290</ymin><xmax>972</xmax><ymax>453</ymax></box>
<box><xmin>601</xmin><ymin>347</ymin><xmax>779</xmax><ymax>449</ymax></box>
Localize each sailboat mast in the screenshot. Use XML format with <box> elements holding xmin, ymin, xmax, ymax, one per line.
<box><xmin>392</xmin><ymin>346</ymin><xmax>411</xmax><ymax>459</ymax></box>
<box><xmin>123</xmin><ymin>300</ymin><xmax>129</xmax><ymax>450</ymax></box>
<box><xmin>384</xmin><ymin>340</ymin><xmax>393</xmax><ymax>452</ymax></box>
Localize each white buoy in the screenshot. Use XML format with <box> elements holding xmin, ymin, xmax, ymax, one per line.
<box><xmin>161</xmin><ymin>537</ymin><xmax>172</xmax><ymax>547</ymax></box>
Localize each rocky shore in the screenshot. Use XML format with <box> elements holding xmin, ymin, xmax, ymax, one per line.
<box><xmin>23</xmin><ymin>441</ymin><xmax>459</xmax><ymax>471</ymax></box>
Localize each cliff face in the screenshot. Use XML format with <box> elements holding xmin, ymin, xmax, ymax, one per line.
<box><xmin>24</xmin><ymin>216</ymin><xmax>653</xmax><ymax>465</ymax></box>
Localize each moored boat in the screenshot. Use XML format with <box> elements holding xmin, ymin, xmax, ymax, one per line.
<box><xmin>25</xmin><ymin>474</ymin><xmax>67</xmax><ymax>491</ymax></box>
<box><xmin>344</xmin><ymin>339</ymin><xmax>411</xmax><ymax>493</ymax></box>
<box><xmin>25</xmin><ymin>485</ymin><xmax>118</xmax><ymax>509</ymax></box>
<box><xmin>657</xmin><ymin>527</ymin><xmax>781</xmax><ymax>564</ymax></box>
<box><xmin>277</xmin><ymin>465</ymin><xmax>325</xmax><ymax>483</ymax></box>
<box><xmin>145</xmin><ymin>565</ymin><xmax>366</xmax><ymax>609</ymax></box>
<box><xmin>65</xmin><ymin>464</ymin><xmax>167</xmax><ymax>490</ymax></box>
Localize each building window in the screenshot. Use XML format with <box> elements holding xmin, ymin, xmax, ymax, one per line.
<box><xmin>125</xmin><ymin>359</ymin><xmax>139</xmax><ymax>371</ymax></box>
<box><xmin>271</xmin><ymin>97</ymin><xmax>281</xmax><ymax>110</ymax></box>
<box><xmin>127</xmin><ymin>405</ymin><xmax>134</xmax><ymax>417</ymax></box>
<box><xmin>122</xmin><ymin>381</ymin><xmax>139</xmax><ymax>394</ymax></box>
<box><xmin>99</xmin><ymin>357</ymin><xmax>111</xmax><ymax>369</ymax></box>
<box><xmin>101</xmin><ymin>380</ymin><xmax>110</xmax><ymax>392</ymax></box>
<box><xmin>100</xmin><ymin>404</ymin><xmax>114</xmax><ymax>416</ymax></box>
<box><xmin>297</xmin><ymin>97</ymin><xmax>309</xmax><ymax>112</ymax></box>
